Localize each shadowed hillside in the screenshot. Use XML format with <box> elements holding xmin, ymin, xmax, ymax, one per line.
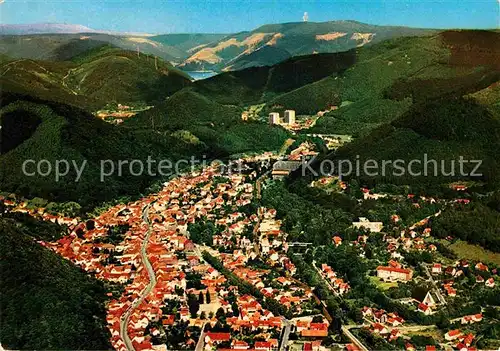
<box><xmin>125</xmin><ymin>89</ymin><xmax>290</xmax><ymax>157</ymax></box>
<box><xmin>0</xmin><ymin>98</ymin><xmax>205</xmax><ymax>208</ymax></box>
<box><xmin>191</xmin><ymin>50</ymin><xmax>357</xmax><ymax>105</ymax></box>
<box><xmin>0</xmin><ymin>217</ymin><xmax>110</xmax><ymax>350</ymax></box>
<box><xmin>126</xmin><ymin>89</ymin><xmax>242</xmax><ymax>130</ymax></box>
<box><xmin>328</xmin><ymin>97</ymin><xmax>500</xmax><ymax>186</ymax></box>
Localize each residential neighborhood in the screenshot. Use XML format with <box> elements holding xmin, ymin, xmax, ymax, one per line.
<box><xmin>2</xmin><ymin>154</ymin><xmax>499</xmax><ymax>351</ymax></box>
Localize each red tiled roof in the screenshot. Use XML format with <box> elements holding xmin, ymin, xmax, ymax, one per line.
<box><xmin>376</xmin><ymin>266</ymin><xmax>412</xmax><ymax>274</ymax></box>
<box><xmin>418</xmin><ymin>303</ymin><xmax>429</xmax><ymax>311</ymax></box>
<box><xmin>254</xmin><ymin>341</ymin><xmax>272</xmax><ymax>349</ymax></box>
<box><xmin>206</xmin><ymin>332</ymin><xmax>231</xmax><ymax>341</ymax></box>
<box><xmin>301</xmin><ymin>329</ymin><xmax>328</xmax><ymax>337</ymax></box>
<box><xmin>447</xmin><ymin>329</ymin><xmax>462</xmax><ymax>337</ymax></box>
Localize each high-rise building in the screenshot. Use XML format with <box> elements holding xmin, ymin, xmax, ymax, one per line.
<box><xmin>284</xmin><ymin>110</ymin><xmax>296</xmax><ymax>125</ymax></box>
<box><xmin>269</xmin><ymin>112</ymin><xmax>280</xmax><ymax>125</ymax></box>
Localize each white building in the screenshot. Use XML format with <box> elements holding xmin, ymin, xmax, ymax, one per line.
<box><xmin>269</xmin><ymin>112</ymin><xmax>280</xmax><ymax>125</ymax></box>
<box><xmin>284</xmin><ymin>110</ymin><xmax>296</xmax><ymax>125</ymax></box>
<box><xmin>376</xmin><ymin>266</ymin><xmax>413</xmax><ymax>282</ymax></box>
<box><xmin>352</xmin><ymin>217</ymin><xmax>384</xmax><ymax>232</ymax></box>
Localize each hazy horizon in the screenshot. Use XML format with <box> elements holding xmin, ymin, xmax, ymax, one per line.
<box><xmin>1</xmin><ymin>0</ymin><xmax>498</xmax><ymax>34</ymax></box>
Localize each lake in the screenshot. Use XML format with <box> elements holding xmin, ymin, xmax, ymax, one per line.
<box><xmin>185</xmin><ymin>71</ymin><xmax>218</xmax><ymax>81</ymax></box>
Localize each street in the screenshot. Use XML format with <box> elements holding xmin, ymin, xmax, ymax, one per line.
<box><xmin>421</xmin><ymin>263</ymin><xmax>447</xmax><ymax>305</ymax></box>
<box><xmin>279</xmin><ymin>318</ymin><xmax>292</xmax><ymax>351</ymax></box>
<box><xmin>119</xmin><ymin>202</ymin><xmax>157</xmax><ymax>351</ymax></box>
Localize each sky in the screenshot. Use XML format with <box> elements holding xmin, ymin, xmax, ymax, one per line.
<box><xmin>1</xmin><ymin>0</ymin><xmax>498</xmax><ymax>34</ymax></box>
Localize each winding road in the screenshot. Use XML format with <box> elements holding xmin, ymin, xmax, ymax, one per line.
<box><xmin>119</xmin><ymin>202</ymin><xmax>157</xmax><ymax>351</ymax></box>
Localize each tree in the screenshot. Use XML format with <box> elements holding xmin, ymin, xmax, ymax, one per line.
<box><xmin>198</xmin><ymin>291</ymin><xmax>204</xmax><ymax>304</ymax></box>
<box><xmin>216</xmin><ymin>307</ymin><xmax>225</xmax><ymax>319</ymax></box>
<box><xmin>188</xmin><ymin>294</ymin><xmax>200</xmax><ymax>317</ymax></box>
<box><xmin>45</xmin><ymin>202</ymin><xmax>59</xmax><ymax>214</ymax></box>
<box><xmin>61</xmin><ymin>201</ymin><xmax>82</xmax><ymax>217</ymax></box>
<box><xmin>348</xmin><ymin>308</ymin><xmax>364</xmax><ymax>324</ymax></box>
<box><xmin>312</xmin><ymin>315</ymin><xmax>323</xmax><ymax>323</ymax></box>
<box><xmin>86</xmin><ymin>220</ymin><xmax>95</xmax><ymax>230</ymax></box>
<box><xmin>435</xmin><ymin>312</ymin><xmax>450</xmax><ymax>330</ymax></box>
<box><xmin>27</xmin><ymin>197</ymin><xmax>48</xmax><ymax>209</ymax></box>
<box><xmin>205</xmin><ymin>291</ymin><xmax>211</xmax><ymax>304</ymax></box>
<box><xmin>232</xmin><ymin>303</ymin><xmax>239</xmax><ymax>317</ymax></box>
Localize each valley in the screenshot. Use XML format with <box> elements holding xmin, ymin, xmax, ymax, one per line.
<box><xmin>1</xmin><ymin>13</ymin><xmax>500</xmax><ymax>351</ymax></box>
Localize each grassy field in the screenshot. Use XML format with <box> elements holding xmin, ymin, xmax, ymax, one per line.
<box><xmin>369</xmin><ymin>276</ymin><xmax>398</xmax><ymax>291</ymax></box>
<box><xmin>447</xmin><ymin>240</ymin><xmax>500</xmax><ymax>266</ymax></box>
<box><xmin>280</xmin><ymin>138</ymin><xmax>295</xmax><ymax>155</ymax></box>
<box><xmin>406</xmin><ymin>328</ymin><xmax>444</xmax><ymax>343</ymax></box>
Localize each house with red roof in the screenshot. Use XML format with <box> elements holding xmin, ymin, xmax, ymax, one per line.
<box><xmin>332</xmin><ymin>236</ymin><xmax>343</xmax><ymax>247</ymax></box>
<box><xmin>462</xmin><ymin>333</ymin><xmax>474</xmax><ymax>347</ymax></box>
<box><xmin>445</xmin><ymin>329</ymin><xmax>463</xmax><ymax>341</ymax></box>
<box><xmin>254</xmin><ymin>340</ymin><xmax>277</xmax><ymax>350</ymax></box>
<box><xmin>371</xmin><ymin>323</ymin><xmax>389</xmax><ymax>335</ymax></box>
<box><xmin>431</xmin><ymin>263</ymin><xmax>442</xmax><ymax>274</ymax></box>
<box><xmin>461</xmin><ymin>314</ymin><xmax>483</xmax><ymax>324</ymax></box>
<box><xmin>417</xmin><ymin>303</ymin><xmax>432</xmax><ymax>315</ymax></box>
<box><xmin>475</xmin><ymin>262</ymin><xmax>489</xmax><ymax>271</ymax></box>
<box><xmin>232</xmin><ymin>340</ymin><xmax>250</xmax><ymax>349</ymax></box>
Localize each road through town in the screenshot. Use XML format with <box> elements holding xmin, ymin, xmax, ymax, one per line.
<box><xmin>120</xmin><ymin>202</ymin><xmax>157</xmax><ymax>351</ymax></box>
<box><xmin>278</xmin><ymin>318</ymin><xmax>292</xmax><ymax>351</ymax></box>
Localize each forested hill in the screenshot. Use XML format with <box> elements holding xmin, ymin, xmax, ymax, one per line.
<box><xmin>0</xmin><ymin>217</ymin><xmax>110</xmax><ymax>349</ymax></box>
<box><xmin>329</xmin><ymin>96</ymin><xmax>500</xmax><ymax>186</ymax></box>
<box><xmin>0</xmin><ymin>46</ymin><xmax>192</xmax><ymax>111</ymax></box>
<box><xmin>189</xmin><ymin>30</ymin><xmax>499</xmax><ymax>121</ymax></box>
<box><xmin>1</xmin><ymin>21</ymin><xmax>433</xmax><ymax>71</ymax></box>
<box><xmin>0</xmin><ymin>98</ymin><xmax>206</xmax><ymax>210</ymax></box>
<box><xmin>307</xmin><ymin>30</ymin><xmax>500</xmax><ymax>188</ymax></box>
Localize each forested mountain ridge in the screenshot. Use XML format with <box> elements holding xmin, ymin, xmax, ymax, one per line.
<box><xmin>0</xmin><ymin>46</ymin><xmax>192</xmax><ymax>110</ymax></box>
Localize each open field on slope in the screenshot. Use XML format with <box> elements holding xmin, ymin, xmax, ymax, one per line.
<box><xmin>446</xmin><ymin>240</ymin><xmax>500</xmax><ymax>266</ymax></box>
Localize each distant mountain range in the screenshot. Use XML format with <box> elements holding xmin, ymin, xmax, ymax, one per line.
<box><xmin>178</xmin><ymin>20</ymin><xmax>436</xmax><ymax>71</ymax></box>
<box><xmin>0</xmin><ymin>23</ymin><xmax>153</xmax><ymax>36</ymax></box>
<box><xmin>1</xmin><ymin>21</ymin><xmax>435</xmax><ymax>71</ymax></box>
